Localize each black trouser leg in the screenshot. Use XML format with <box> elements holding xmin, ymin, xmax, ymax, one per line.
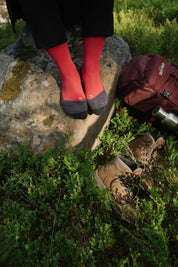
<box><xmin>17</xmin><ymin>0</ymin><xmax>67</xmax><ymax>48</ymax></box>
<box><xmin>17</xmin><ymin>0</ymin><xmax>114</xmax><ymax>49</ymax></box>
<box><xmin>81</xmin><ymin>0</ymin><xmax>114</xmax><ymax>37</ymax></box>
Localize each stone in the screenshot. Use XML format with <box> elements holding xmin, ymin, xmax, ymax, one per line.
<box><xmin>0</xmin><ymin>24</ymin><xmax>131</xmax><ymax>153</ymax></box>
<box><xmin>0</xmin><ymin>0</ymin><xmax>8</xmax><ymax>24</ymax></box>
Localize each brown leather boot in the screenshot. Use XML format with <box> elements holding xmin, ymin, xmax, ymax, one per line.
<box><xmin>124</xmin><ymin>133</ymin><xmax>165</xmax><ymax>168</ymax></box>
<box><xmin>123</xmin><ymin>133</ymin><xmax>165</xmax><ymax>189</ymax></box>
<box><xmin>93</xmin><ymin>156</ymin><xmax>142</xmax><ymax>222</ymax></box>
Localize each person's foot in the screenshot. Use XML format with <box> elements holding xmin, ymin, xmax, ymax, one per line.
<box><xmin>86</xmin><ymin>90</ymin><xmax>108</xmax><ymax>115</ymax></box>
<box><xmin>81</xmin><ymin>37</ymin><xmax>108</xmax><ymax>115</ymax></box>
<box><xmin>61</xmin><ymin>97</ymin><xmax>88</xmax><ymax>119</ymax></box>
<box><xmin>46</xmin><ymin>43</ymin><xmax>88</xmax><ymax>119</ymax></box>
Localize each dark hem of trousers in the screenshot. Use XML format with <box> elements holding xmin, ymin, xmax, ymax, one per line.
<box><xmin>16</xmin><ymin>0</ymin><xmax>114</xmax><ymax>49</ymax></box>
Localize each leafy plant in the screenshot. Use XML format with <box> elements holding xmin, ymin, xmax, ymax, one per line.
<box><xmin>0</xmin><ymin>19</ymin><xmax>25</xmax><ymax>51</ymax></box>
<box><xmin>114</xmin><ymin>0</ymin><xmax>178</xmax><ymax>61</ymax></box>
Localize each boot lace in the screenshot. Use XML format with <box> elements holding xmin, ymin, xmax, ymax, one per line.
<box><xmin>110</xmin><ymin>173</ymin><xmax>140</xmax><ymax>205</ymax></box>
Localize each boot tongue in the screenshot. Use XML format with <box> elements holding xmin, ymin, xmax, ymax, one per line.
<box><xmin>119</xmin><ymin>156</ymin><xmax>138</xmax><ymax>171</ymax></box>
<box><xmin>124</xmin><ymin>133</ymin><xmax>155</xmax><ymax>162</ymax></box>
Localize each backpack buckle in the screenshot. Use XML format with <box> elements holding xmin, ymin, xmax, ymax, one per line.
<box><xmin>162</xmin><ymin>90</ymin><xmax>170</xmax><ymax>99</ymax></box>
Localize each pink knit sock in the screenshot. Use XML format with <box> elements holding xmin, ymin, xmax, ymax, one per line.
<box><xmin>46</xmin><ymin>42</ymin><xmax>85</xmax><ymax>101</ymax></box>
<box><xmin>81</xmin><ymin>37</ymin><xmax>105</xmax><ymax>100</ymax></box>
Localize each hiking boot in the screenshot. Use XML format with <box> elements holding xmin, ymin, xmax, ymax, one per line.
<box><xmin>117</xmin><ymin>155</ymin><xmax>155</xmax><ymax>190</ymax></box>
<box><xmin>123</xmin><ymin>133</ymin><xmax>165</xmax><ymax>190</ymax></box>
<box><xmin>93</xmin><ymin>155</ymin><xmax>142</xmax><ymax>222</ymax></box>
<box><xmin>123</xmin><ymin>133</ymin><xmax>165</xmax><ymax>169</ymax></box>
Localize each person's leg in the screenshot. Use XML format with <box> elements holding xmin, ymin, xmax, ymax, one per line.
<box><xmin>81</xmin><ymin>0</ymin><xmax>114</xmax><ymax>114</ymax></box>
<box><xmin>17</xmin><ymin>0</ymin><xmax>87</xmax><ymax>119</ymax></box>
<box><xmin>81</xmin><ymin>0</ymin><xmax>114</xmax><ymax>38</ymax></box>
<box><xmin>82</xmin><ymin>37</ymin><xmax>105</xmax><ymax>100</ymax></box>
<box><xmin>81</xmin><ymin>37</ymin><xmax>107</xmax><ymax>115</ymax></box>
<box><xmin>17</xmin><ymin>0</ymin><xmax>67</xmax><ymax>48</ymax></box>
<box><xmin>47</xmin><ymin>43</ymin><xmax>87</xmax><ymax>119</ymax></box>
<box><xmin>47</xmin><ymin>43</ymin><xmax>85</xmax><ymax>102</ymax></box>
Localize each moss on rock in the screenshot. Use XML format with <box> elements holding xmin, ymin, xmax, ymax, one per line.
<box><xmin>43</xmin><ymin>116</ymin><xmax>54</xmax><ymax>127</ymax></box>
<box><xmin>0</xmin><ymin>61</ymin><xmax>30</xmax><ymax>103</ymax></box>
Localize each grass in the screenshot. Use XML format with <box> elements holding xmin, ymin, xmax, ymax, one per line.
<box><xmin>0</xmin><ymin>0</ymin><xmax>178</xmax><ymax>266</ymax></box>
<box><xmin>0</xmin><ymin>18</ymin><xmax>25</xmax><ymax>51</ymax></box>
<box><xmin>114</xmin><ymin>0</ymin><xmax>178</xmax><ymax>62</ymax></box>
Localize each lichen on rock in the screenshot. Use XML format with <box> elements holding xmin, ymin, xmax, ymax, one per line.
<box><xmin>43</xmin><ymin>116</ymin><xmax>54</xmax><ymax>127</ymax></box>
<box><xmin>0</xmin><ymin>60</ymin><xmax>30</xmax><ymax>103</ymax></box>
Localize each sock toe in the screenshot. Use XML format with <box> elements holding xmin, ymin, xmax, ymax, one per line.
<box><xmin>62</xmin><ymin>97</ymin><xmax>88</xmax><ymax>119</ymax></box>
<box><xmin>87</xmin><ymin>90</ymin><xmax>108</xmax><ymax>115</ymax></box>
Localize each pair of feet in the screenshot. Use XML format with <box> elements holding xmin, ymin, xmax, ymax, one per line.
<box><xmin>47</xmin><ymin>37</ymin><xmax>107</xmax><ymax>119</ymax></box>
<box><xmin>61</xmin><ymin>80</ymin><xmax>108</xmax><ymax>120</ymax></box>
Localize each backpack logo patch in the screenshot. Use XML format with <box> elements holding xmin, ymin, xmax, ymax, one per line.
<box><xmin>159</xmin><ymin>63</ymin><xmax>165</xmax><ymax>76</ymax></box>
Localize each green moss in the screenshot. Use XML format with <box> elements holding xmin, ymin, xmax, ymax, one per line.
<box><xmin>43</xmin><ymin>116</ymin><xmax>54</xmax><ymax>127</ymax></box>
<box><xmin>0</xmin><ymin>61</ymin><xmax>30</xmax><ymax>103</ymax></box>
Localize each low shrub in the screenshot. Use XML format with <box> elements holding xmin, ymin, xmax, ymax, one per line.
<box><xmin>0</xmin><ymin>19</ymin><xmax>24</xmax><ymax>51</ymax></box>
<box><xmin>0</xmin><ymin>101</ymin><xmax>177</xmax><ymax>266</ymax></box>
<box><xmin>114</xmin><ymin>0</ymin><xmax>178</xmax><ymax>61</ymax></box>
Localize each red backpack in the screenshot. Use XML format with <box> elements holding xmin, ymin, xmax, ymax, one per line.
<box><xmin>117</xmin><ymin>54</ymin><xmax>178</xmax><ymax>115</ymax></box>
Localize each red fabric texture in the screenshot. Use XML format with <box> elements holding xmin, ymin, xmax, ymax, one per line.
<box><xmin>46</xmin><ymin>42</ymin><xmax>85</xmax><ymax>101</ymax></box>
<box><xmin>81</xmin><ymin>37</ymin><xmax>105</xmax><ymax>100</ymax></box>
